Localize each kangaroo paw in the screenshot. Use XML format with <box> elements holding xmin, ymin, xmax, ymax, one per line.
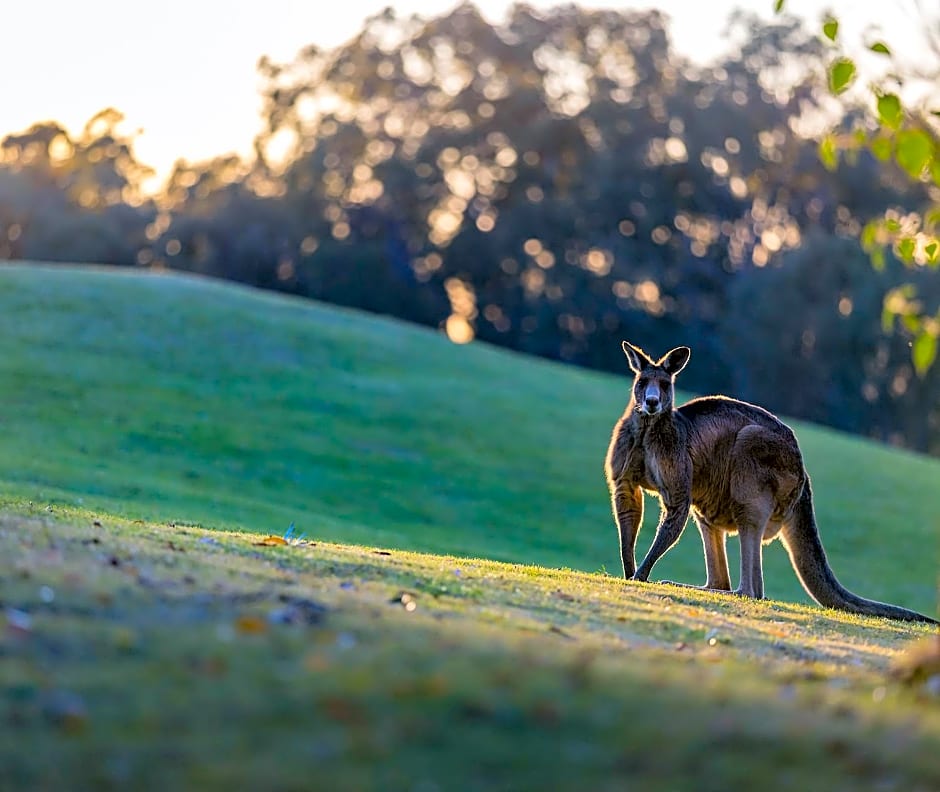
<box><xmin>731</xmin><ymin>587</ymin><xmax>764</xmax><ymax>600</ymax></box>
<box><xmin>660</xmin><ymin>580</ymin><xmax>733</xmax><ymax>593</ymax></box>
<box><xmin>659</xmin><ymin>579</ymin><xmax>695</xmax><ymax>588</ymax></box>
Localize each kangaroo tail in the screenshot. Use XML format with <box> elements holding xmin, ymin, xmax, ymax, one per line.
<box><xmin>780</xmin><ymin>479</ymin><xmax>937</xmax><ymax>624</ymax></box>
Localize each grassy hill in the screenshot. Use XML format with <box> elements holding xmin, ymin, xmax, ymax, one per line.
<box><xmin>0</xmin><ymin>263</ymin><xmax>937</xmax><ymax>789</ymax></box>
<box><xmin>0</xmin><ymin>262</ymin><xmax>937</xmax><ymax>615</ymax></box>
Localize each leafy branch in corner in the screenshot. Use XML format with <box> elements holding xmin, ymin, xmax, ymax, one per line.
<box><xmin>776</xmin><ymin>0</ymin><xmax>940</xmax><ymax>374</ymax></box>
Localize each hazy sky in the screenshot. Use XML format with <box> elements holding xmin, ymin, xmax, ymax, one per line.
<box><xmin>1</xmin><ymin>1</ymin><xmax>928</xmax><ymax>184</ymax></box>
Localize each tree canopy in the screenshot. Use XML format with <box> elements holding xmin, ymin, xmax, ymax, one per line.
<box><xmin>1</xmin><ymin>3</ymin><xmax>937</xmax><ymax>454</ymax></box>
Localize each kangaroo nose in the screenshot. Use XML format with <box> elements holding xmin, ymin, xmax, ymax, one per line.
<box><xmin>645</xmin><ymin>395</ymin><xmax>660</xmax><ymax>409</ymax></box>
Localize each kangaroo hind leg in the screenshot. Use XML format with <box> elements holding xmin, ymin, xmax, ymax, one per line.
<box><xmin>729</xmin><ymin>426</ymin><xmax>797</xmax><ymax>599</ymax></box>
<box><xmin>700</xmin><ymin>519</ymin><xmax>732</xmax><ymax>591</ymax></box>
<box><xmin>734</xmin><ymin>515</ymin><xmax>769</xmax><ymax>599</ymax></box>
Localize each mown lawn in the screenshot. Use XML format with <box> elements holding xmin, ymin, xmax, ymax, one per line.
<box><xmin>1</xmin><ymin>263</ymin><xmax>937</xmax><ymax>790</ymax></box>
<box><xmin>1</xmin><ymin>507</ymin><xmax>937</xmax><ymax>790</ymax></box>
<box><xmin>0</xmin><ymin>262</ymin><xmax>936</xmax><ymax>613</ymax></box>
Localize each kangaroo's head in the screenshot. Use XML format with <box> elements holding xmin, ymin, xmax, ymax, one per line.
<box><xmin>621</xmin><ymin>341</ymin><xmax>691</xmax><ymax>417</ymax></box>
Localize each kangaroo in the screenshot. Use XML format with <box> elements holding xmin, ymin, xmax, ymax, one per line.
<box><xmin>605</xmin><ymin>341</ymin><xmax>937</xmax><ymax>624</ymax></box>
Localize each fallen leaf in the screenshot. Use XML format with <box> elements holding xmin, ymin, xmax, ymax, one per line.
<box><xmin>235</xmin><ymin>614</ymin><xmax>268</xmax><ymax>634</ymax></box>
<box><xmin>254</xmin><ymin>535</ymin><xmax>288</xmax><ymax>546</ymax></box>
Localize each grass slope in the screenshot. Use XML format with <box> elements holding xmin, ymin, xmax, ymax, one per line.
<box><xmin>1</xmin><ymin>508</ymin><xmax>937</xmax><ymax>790</ymax></box>
<box><xmin>0</xmin><ymin>262</ymin><xmax>937</xmax><ymax>615</ymax></box>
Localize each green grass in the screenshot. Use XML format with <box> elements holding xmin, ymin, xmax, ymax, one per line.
<box><xmin>1</xmin><ymin>263</ymin><xmax>938</xmax><ymax>789</ymax></box>
<box><xmin>0</xmin><ymin>262</ymin><xmax>937</xmax><ymax>616</ymax></box>
<box><xmin>1</xmin><ymin>508</ymin><xmax>937</xmax><ymax>790</ymax></box>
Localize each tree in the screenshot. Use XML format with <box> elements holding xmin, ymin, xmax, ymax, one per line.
<box><xmin>0</xmin><ymin>109</ymin><xmax>155</xmax><ymax>266</ymax></box>
<box><xmin>2</xmin><ymin>5</ymin><xmax>936</xmax><ymax>454</ymax></box>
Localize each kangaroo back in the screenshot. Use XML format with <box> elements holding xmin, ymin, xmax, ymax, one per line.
<box><xmin>781</xmin><ymin>480</ymin><xmax>937</xmax><ymax>623</ymax></box>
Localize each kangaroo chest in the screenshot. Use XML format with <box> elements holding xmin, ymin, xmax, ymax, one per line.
<box><xmin>624</xmin><ymin>433</ymin><xmax>675</xmax><ymax>493</ymax></box>
<box><xmin>622</xmin><ymin>451</ymin><xmax>654</xmax><ymax>491</ymax></box>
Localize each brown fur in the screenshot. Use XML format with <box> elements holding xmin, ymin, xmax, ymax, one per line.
<box><xmin>605</xmin><ymin>341</ymin><xmax>937</xmax><ymax>624</ymax></box>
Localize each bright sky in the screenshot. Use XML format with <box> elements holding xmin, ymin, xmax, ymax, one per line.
<box><xmin>1</xmin><ymin>1</ymin><xmax>931</xmax><ymax>185</ymax></box>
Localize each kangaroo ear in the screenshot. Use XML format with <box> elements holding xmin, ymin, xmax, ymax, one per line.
<box><xmin>621</xmin><ymin>341</ymin><xmax>649</xmax><ymax>373</ymax></box>
<box><xmin>660</xmin><ymin>346</ymin><xmax>691</xmax><ymax>376</ymax></box>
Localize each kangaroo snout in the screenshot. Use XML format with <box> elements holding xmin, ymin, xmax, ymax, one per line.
<box><xmin>642</xmin><ymin>381</ymin><xmax>663</xmax><ymax>413</ymax></box>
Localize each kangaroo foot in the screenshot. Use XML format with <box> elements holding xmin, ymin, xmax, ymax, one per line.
<box><xmin>731</xmin><ymin>587</ymin><xmax>764</xmax><ymax>600</ymax></box>
<box><xmin>659</xmin><ymin>579</ymin><xmax>697</xmax><ymax>588</ymax></box>
<box><xmin>660</xmin><ymin>580</ymin><xmax>733</xmax><ymax>593</ymax></box>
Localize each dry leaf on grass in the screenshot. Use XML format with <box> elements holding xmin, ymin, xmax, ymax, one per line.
<box><xmin>254</xmin><ymin>535</ymin><xmax>288</xmax><ymax>546</ymax></box>
<box><xmin>252</xmin><ymin>522</ymin><xmax>312</xmax><ymax>547</ymax></box>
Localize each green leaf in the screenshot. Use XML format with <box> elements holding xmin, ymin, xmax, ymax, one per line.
<box><xmin>774</xmin><ymin>0</ymin><xmax>785</xmax><ymax>13</ymax></box>
<box><xmin>885</xmin><ymin>217</ymin><xmax>901</xmax><ymax>233</ymax></box>
<box><xmin>860</xmin><ymin>220</ymin><xmax>879</xmax><ymax>251</ymax></box>
<box><xmin>880</xmin><ymin>286</ymin><xmax>910</xmax><ymax>327</ymax></box>
<box><xmin>870</xmin><ymin>136</ymin><xmax>892</xmax><ymax>161</ymax></box>
<box><xmin>931</xmin><ymin>159</ymin><xmax>940</xmax><ymax>187</ymax></box>
<box><xmin>828</xmin><ymin>58</ymin><xmax>856</xmax><ymax>95</ymax></box>
<box><xmin>925</xmin><ymin>241</ymin><xmax>939</xmax><ymax>263</ymax></box>
<box><xmin>896</xmin><ymin>237</ymin><xmax>916</xmax><ymax>262</ymax></box>
<box><xmin>869</xmin><ymin>41</ymin><xmax>891</xmax><ymax>55</ymax></box>
<box><xmin>895</xmin><ymin>129</ymin><xmax>934</xmax><ymax>179</ymax></box>
<box><xmin>823</xmin><ymin>18</ymin><xmax>839</xmax><ymax>42</ymax></box>
<box><xmin>871</xmin><ymin>245</ymin><xmax>886</xmax><ymax>271</ymax></box>
<box><xmin>912</xmin><ymin>331</ymin><xmax>937</xmax><ymax>377</ymax></box>
<box><xmin>881</xmin><ymin>306</ymin><xmax>894</xmax><ymax>332</ymax></box>
<box><xmin>818</xmin><ymin>135</ymin><xmax>838</xmax><ymax>170</ymax></box>
<box><xmin>876</xmin><ymin>94</ymin><xmax>903</xmax><ymax>129</ymax></box>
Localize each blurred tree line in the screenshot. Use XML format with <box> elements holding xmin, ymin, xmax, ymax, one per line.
<box><xmin>1</xmin><ymin>4</ymin><xmax>938</xmax><ymax>454</ymax></box>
